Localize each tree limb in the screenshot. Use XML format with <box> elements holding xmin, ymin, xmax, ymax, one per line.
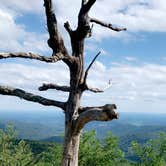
<box><xmin>64</xmin><ymin>21</ymin><xmax>73</xmax><ymax>37</ymax></box>
<box><xmin>86</xmin><ymin>86</ymin><xmax>104</xmax><ymax>93</ymax></box>
<box><xmin>44</xmin><ymin>0</ymin><xmax>65</xmax><ymax>53</ymax></box>
<box><xmin>90</xmin><ymin>18</ymin><xmax>127</xmax><ymax>31</ymax></box>
<box><xmin>75</xmin><ymin>0</ymin><xmax>96</xmax><ymax>40</ymax></box>
<box><xmin>44</xmin><ymin>0</ymin><xmax>74</xmax><ymax>66</ymax></box>
<box><xmin>0</xmin><ymin>52</ymin><xmax>65</xmax><ymax>63</ymax></box>
<box><xmin>39</xmin><ymin>83</ymin><xmax>70</xmax><ymax>92</ymax></box>
<box><xmin>82</xmin><ymin>0</ymin><xmax>96</xmax><ymax>14</ymax></box>
<box><xmin>75</xmin><ymin>104</ymin><xmax>118</xmax><ymax>132</ymax></box>
<box><xmin>86</xmin><ymin>80</ymin><xmax>113</xmax><ymax>93</ymax></box>
<box><xmin>80</xmin><ymin>52</ymin><xmax>101</xmax><ymax>93</ymax></box>
<box><xmin>81</xmin><ymin>0</ymin><xmax>87</xmax><ymax>6</ymax></box>
<box><xmin>0</xmin><ymin>85</ymin><xmax>65</xmax><ymax>109</ymax></box>
<box><xmin>84</xmin><ymin>51</ymin><xmax>101</xmax><ymax>82</ymax></box>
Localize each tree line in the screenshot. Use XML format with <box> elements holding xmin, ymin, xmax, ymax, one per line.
<box><xmin>1</xmin><ymin>125</ymin><xmax>166</xmax><ymax>166</ymax></box>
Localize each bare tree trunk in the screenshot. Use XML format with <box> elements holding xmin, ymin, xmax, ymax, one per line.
<box><xmin>62</xmin><ymin>124</ymin><xmax>81</xmax><ymax>166</ymax></box>
<box><xmin>0</xmin><ymin>1</ymin><xmax>126</xmax><ymax>166</ymax></box>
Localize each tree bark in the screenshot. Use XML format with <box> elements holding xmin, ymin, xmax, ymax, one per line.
<box><xmin>0</xmin><ymin>1</ymin><xmax>126</xmax><ymax>166</ymax></box>
<box><xmin>62</xmin><ymin>124</ymin><xmax>81</xmax><ymax>166</ymax></box>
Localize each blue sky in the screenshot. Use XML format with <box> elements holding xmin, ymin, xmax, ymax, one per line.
<box><xmin>0</xmin><ymin>0</ymin><xmax>166</xmax><ymax>114</ymax></box>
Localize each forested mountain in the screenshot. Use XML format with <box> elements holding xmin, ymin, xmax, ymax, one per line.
<box><xmin>1</xmin><ymin>124</ymin><xmax>166</xmax><ymax>166</ymax></box>
<box><xmin>0</xmin><ymin>111</ymin><xmax>166</xmax><ymax>151</ymax></box>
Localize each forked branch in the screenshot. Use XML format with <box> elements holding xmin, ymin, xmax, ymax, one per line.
<box><xmin>81</xmin><ymin>0</ymin><xmax>96</xmax><ymax>13</ymax></box>
<box><xmin>75</xmin><ymin>0</ymin><xmax>96</xmax><ymax>40</ymax></box>
<box><xmin>39</xmin><ymin>83</ymin><xmax>70</xmax><ymax>92</ymax></box>
<box><xmin>75</xmin><ymin>104</ymin><xmax>118</xmax><ymax>132</ymax></box>
<box><xmin>0</xmin><ymin>86</ymin><xmax>65</xmax><ymax>109</ymax></box>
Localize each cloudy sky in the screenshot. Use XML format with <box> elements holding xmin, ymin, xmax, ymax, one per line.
<box><xmin>0</xmin><ymin>0</ymin><xmax>166</xmax><ymax>114</ymax></box>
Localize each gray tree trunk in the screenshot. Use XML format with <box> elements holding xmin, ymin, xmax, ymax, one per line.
<box><xmin>62</xmin><ymin>124</ymin><xmax>81</xmax><ymax>166</ymax></box>
<box><xmin>0</xmin><ymin>0</ymin><xmax>126</xmax><ymax>166</ymax></box>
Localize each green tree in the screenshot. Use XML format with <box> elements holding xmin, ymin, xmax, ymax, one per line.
<box><xmin>79</xmin><ymin>130</ymin><xmax>128</xmax><ymax>166</ymax></box>
<box><xmin>14</xmin><ymin>140</ymin><xmax>34</xmax><ymax>166</ymax></box>
<box><xmin>0</xmin><ymin>125</ymin><xmax>34</xmax><ymax>166</ymax></box>
<box><xmin>130</xmin><ymin>132</ymin><xmax>166</xmax><ymax>166</ymax></box>
<box><xmin>103</xmin><ymin>132</ymin><xmax>126</xmax><ymax>165</ymax></box>
<box><xmin>36</xmin><ymin>144</ymin><xmax>62</xmax><ymax>166</ymax></box>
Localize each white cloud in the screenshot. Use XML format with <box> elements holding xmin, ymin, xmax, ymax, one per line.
<box><xmin>44</xmin><ymin>0</ymin><xmax>166</xmax><ymax>42</ymax></box>
<box><xmin>0</xmin><ymin>1</ymin><xmax>166</xmax><ymax>113</ymax></box>
<box><xmin>0</xmin><ymin>61</ymin><xmax>166</xmax><ymax>111</ymax></box>
<box><xmin>0</xmin><ymin>61</ymin><xmax>69</xmax><ymax>89</ymax></box>
<box><xmin>0</xmin><ymin>8</ymin><xmax>49</xmax><ymax>53</ymax></box>
<box><xmin>0</xmin><ymin>0</ymin><xmax>43</xmax><ymax>14</ymax></box>
<box><xmin>86</xmin><ymin>62</ymin><xmax>166</xmax><ymax>103</ymax></box>
<box><xmin>0</xmin><ymin>0</ymin><xmax>166</xmax><ymax>53</ymax></box>
<box><xmin>0</xmin><ymin>61</ymin><xmax>70</xmax><ymax>110</ymax></box>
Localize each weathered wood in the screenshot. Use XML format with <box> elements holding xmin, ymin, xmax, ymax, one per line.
<box><xmin>84</xmin><ymin>51</ymin><xmax>101</xmax><ymax>82</ymax></box>
<box><xmin>0</xmin><ymin>0</ymin><xmax>126</xmax><ymax>166</ymax></box>
<box><xmin>39</xmin><ymin>83</ymin><xmax>70</xmax><ymax>92</ymax></box>
<box><xmin>75</xmin><ymin>104</ymin><xmax>118</xmax><ymax>132</ymax></box>
<box><xmin>0</xmin><ymin>86</ymin><xmax>65</xmax><ymax>109</ymax></box>
<box><xmin>90</xmin><ymin>18</ymin><xmax>127</xmax><ymax>31</ymax></box>
<box><xmin>44</xmin><ymin>0</ymin><xmax>75</xmax><ymax>67</ymax></box>
<box><xmin>0</xmin><ymin>52</ymin><xmax>63</xmax><ymax>62</ymax></box>
<box><xmin>62</xmin><ymin>125</ymin><xmax>81</xmax><ymax>166</ymax></box>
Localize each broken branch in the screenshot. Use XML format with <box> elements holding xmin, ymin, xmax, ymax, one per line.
<box><xmin>90</xmin><ymin>18</ymin><xmax>127</xmax><ymax>31</ymax></box>
<box><xmin>87</xmin><ymin>86</ymin><xmax>104</xmax><ymax>93</ymax></box>
<box><xmin>75</xmin><ymin>104</ymin><xmax>118</xmax><ymax>132</ymax></box>
<box><xmin>64</xmin><ymin>21</ymin><xmax>73</xmax><ymax>37</ymax></box>
<box><xmin>84</xmin><ymin>51</ymin><xmax>101</xmax><ymax>83</ymax></box>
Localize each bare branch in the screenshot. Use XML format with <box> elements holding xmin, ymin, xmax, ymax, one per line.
<box><xmin>39</xmin><ymin>83</ymin><xmax>70</xmax><ymax>92</ymax></box>
<box><xmin>90</xmin><ymin>18</ymin><xmax>127</xmax><ymax>32</ymax></box>
<box><xmin>75</xmin><ymin>0</ymin><xmax>96</xmax><ymax>40</ymax></box>
<box><xmin>85</xmin><ymin>51</ymin><xmax>101</xmax><ymax>75</ymax></box>
<box><xmin>84</xmin><ymin>51</ymin><xmax>101</xmax><ymax>83</ymax></box>
<box><xmin>83</xmin><ymin>81</ymin><xmax>112</xmax><ymax>93</ymax></box>
<box><xmin>81</xmin><ymin>0</ymin><xmax>87</xmax><ymax>6</ymax></box>
<box><xmin>0</xmin><ymin>52</ymin><xmax>64</xmax><ymax>63</ymax></box>
<box><xmin>44</xmin><ymin>0</ymin><xmax>64</xmax><ymax>52</ymax></box>
<box><xmin>64</xmin><ymin>21</ymin><xmax>73</xmax><ymax>37</ymax></box>
<box><xmin>0</xmin><ymin>85</ymin><xmax>65</xmax><ymax>109</ymax></box>
<box><xmin>75</xmin><ymin>104</ymin><xmax>118</xmax><ymax>132</ymax></box>
<box><xmin>87</xmin><ymin>86</ymin><xmax>104</xmax><ymax>93</ymax></box>
<box><xmin>82</xmin><ymin>0</ymin><xmax>96</xmax><ymax>13</ymax></box>
<box><xmin>44</xmin><ymin>0</ymin><xmax>75</xmax><ymax>66</ymax></box>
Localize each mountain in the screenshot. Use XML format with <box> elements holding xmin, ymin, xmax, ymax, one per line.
<box><xmin>0</xmin><ymin>110</ymin><xmax>166</xmax><ymax>149</ymax></box>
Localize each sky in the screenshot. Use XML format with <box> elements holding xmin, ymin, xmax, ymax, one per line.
<box><xmin>0</xmin><ymin>0</ymin><xmax>166</xmax><ymax>114</ymax></box>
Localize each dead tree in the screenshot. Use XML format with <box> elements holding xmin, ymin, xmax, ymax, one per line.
<box><xmin>0</xmin><ymin>0</ymin><xmax>126</xmax><ymax>165</ymax></box>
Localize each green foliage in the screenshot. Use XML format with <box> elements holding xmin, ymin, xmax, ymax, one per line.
<box><xmin>79</xmin><ymin>130</ymin><xmax>128</xmax><ymax>166</ymax></box>
<box><xmin>0</xmin><ymin>125</ymin><xmax>34</xmax><ymax>166</ymax></box>
<box><xmin>1</xmin><ymin>125</ymin><xmax>166</xmax><ymax>166</ymax></box>
<box><xmin>130</xmin><ymin>132</ymin><xmax>166</xmax><ymax>166</ymax></box>
<box><xmin>36</xmin><ymin>144</ymin><xmax>62</xmax><ymax>166</ymax></box>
